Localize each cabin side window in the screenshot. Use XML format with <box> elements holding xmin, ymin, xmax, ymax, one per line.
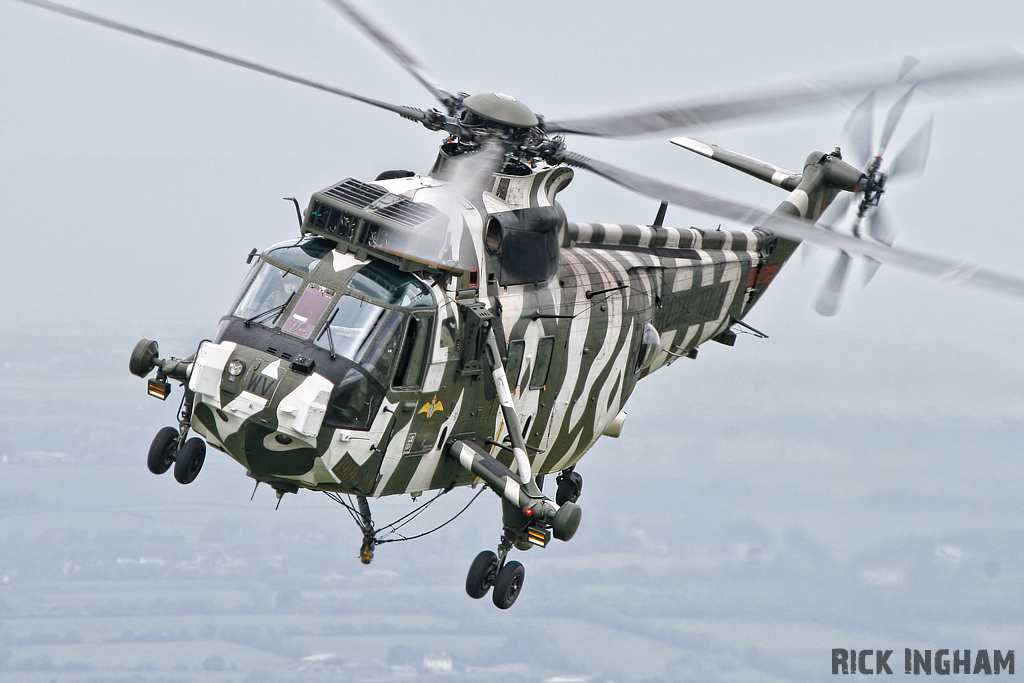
<box><xmin>529</xmin><ymin>336</ymin><xmax>555</xmax><ymax>390</ymax></box>
<box><xmin>505</xmin><ymin>340</ymin><xmax>526</xmax><ymax>393</ymax></box>
<box><xmin>392</xmin><ymin>314</ymin><xmax>432</xmax><ymax>390</ymax></box>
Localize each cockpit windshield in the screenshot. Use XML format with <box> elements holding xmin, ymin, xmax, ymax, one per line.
<box><xmin>233</xmin><ymin>264</ymin><xmax>302</xmax><ymax>323</ymax></box>
<box><xmin>315</xmin><ymin>297</ymin><xmax>406</xmax><ymax>384</ymax></box>
<box><xmin>282</xmin><ymin>284</ymin><xmax>335</xmax><ymax>339</ymax></box>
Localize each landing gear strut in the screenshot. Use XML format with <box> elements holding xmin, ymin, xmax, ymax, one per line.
<box><xmin>455</xmin><ymin>325</ymin><xmax>582</xmax><ymax>609</ymax></box>
<box><xmin>454</xmin><ymin>440</ymin><xmax>583</xmax><ymax>609</ymax></box>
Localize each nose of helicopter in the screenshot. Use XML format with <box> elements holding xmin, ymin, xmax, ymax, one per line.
<box><xmin>188</xmin><ymin>342</ymin><xmax>333</xmax><ymax>475</ymax></box>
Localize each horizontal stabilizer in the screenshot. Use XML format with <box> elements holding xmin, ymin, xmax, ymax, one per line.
<box><xmin>671</xmin><ymin>137</ymin><xmax>801</xmax><ymax>190</ymax></box>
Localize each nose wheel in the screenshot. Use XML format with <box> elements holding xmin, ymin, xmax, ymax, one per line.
<box><xmin>466</xmin><ymin>550</ymin><xmax>499</xmax><ymax>599</ymax></box>
<box><xmin>173</xmin><ymin>438</ymin><xmax>207</xmax><ymax>484</ymax></box>
<box><xmin>147</xmin><ymin>426</ymin><xmax>179</xmax><ymax>475</ymax></box>
<box><xmin>145</xmin><ymin>389</ymin><xmax>206</xmax><ymax>484</ymax></box>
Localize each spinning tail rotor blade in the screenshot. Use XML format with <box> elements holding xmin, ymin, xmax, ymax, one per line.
<box><xmin>544</xmin><ymin>49</ymin><xmax>1024</xmax><ymax>138</ymax></box>
<box><xmin>324</xmin><ymin>0</ymin><xmax>457</xmax><ymax>110</ymax></box>
<box><xmin>814</xmin><ymin>251</ymin><xmax>852</xmax><ymax>317</ymax></box>
<box><xmin>862</xmin><ymin>206</ymin><xmax>893</xmax><ymax>286</ymax></box>
<box><xmin>562</xmin><ymin>151</ymin><xmax>1024</xmax><ymax>301</ymax></box>
<box><xmin>888</xmin><ymin>116</ymin><xmax>934</xmax><ymax>180</ymax></box>
<box><xmin>865</xmin><ymin>204</ymin><xmax>896</xmax><ymax>247</ymax></box>
<box><xmin>879</xmin><ymin>86</ymin><xmax>917</xmax><ymax>156</ymax></box>
<box><xmin>820</xmin><ymin>193</ymin><xmax>854</xmax><ymax>230</ymax></box>
<box><xmin>843</xmin><ymin>93</ymin><xmax>875</xmax><ymax>169</ymax></box>
<box><xmin>804</xmin><ymin>194</ymin><xmax>853</xmax><ymax>264</ymax></box>
<box><xmin>12</xmin><ymin>0</ymin><xmax>433</xmax><ymax>124</ymax></box>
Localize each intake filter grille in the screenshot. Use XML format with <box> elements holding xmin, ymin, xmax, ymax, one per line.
<box><xmin>322</xmin><ymin>178</ymin><xmax>387</xmax><ymax>209</ymax></box>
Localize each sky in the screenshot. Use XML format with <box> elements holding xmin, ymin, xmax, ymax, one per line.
<box><xmin>2</xmin><ymin>1</ymin><xmax>1024</xmax><ymax>680</ymax></box>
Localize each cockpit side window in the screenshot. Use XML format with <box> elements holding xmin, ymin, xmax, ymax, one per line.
<box><xmin>347</xmin><ymin>260</ymin><xmax>433</xmax><ymax>307</ymax></box>
<box><xmin>233</xmin><ymin>264</ymin><xmax>302</xmax><ymax>325</ymax></box>
<box><xmin>265</xmin><ymin>236</ymin><xmax>336</xmax><ymax>273</ymax></box>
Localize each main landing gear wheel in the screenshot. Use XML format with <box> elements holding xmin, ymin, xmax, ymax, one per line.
<box><xmin>466</xmin><ymin>550</ymin><xmax>499</xmax><ymax>599</ymax></box>
<box><xmin>173</xmin><ymin>438</ymin><xmax>206</xmax><ymax>485</ymax></box>
<box><xmin>492</xmin><ymin>560</ymin><xmax>525</xmax><ymax>609</ymax></box>
<box><xmin>147</xmin><ymin>426</ymin><xmax>179</xmax><ymax>475</ymax></box>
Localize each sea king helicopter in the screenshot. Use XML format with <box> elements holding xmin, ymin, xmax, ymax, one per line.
<box><xmin>17</xmin><ymin>0</ymin><xmax>1024</xmax><ymax>609</ymax></box>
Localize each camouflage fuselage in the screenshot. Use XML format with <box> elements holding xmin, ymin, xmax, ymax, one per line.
<box><xmin>186</xmin><ymin>157</ymin><xmax>833</xmax><ymax>499</ymax></box>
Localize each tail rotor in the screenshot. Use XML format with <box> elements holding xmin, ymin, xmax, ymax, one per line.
<box><xmin>812</xmin><ymin>67</ymin><xmax>933</xmax><ymax>315</ymax></box>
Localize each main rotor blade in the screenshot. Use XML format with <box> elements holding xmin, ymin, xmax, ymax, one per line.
<box><xmin>562</xmin><ymin>151</ymin><xmax>1024</xmax><ymax>300</ymax></box>
<box><xmin>888</xmin><ymin>116</ymin><xmax>934</xmax><ymax>180</ymax></box>
<box><xmin>544</xmin><ymin>49</ymin><xmax>1024</xmax><ymax>138</ymax></box>
<box><xmin>324</xmin><ymin>0</ymin><xmax>456</xmax><ymax>110</ymax></box>
<box><xmin>814</xmin><ymin>251</ymin><xmax>852</xmax><ymax>316</ymax></box>
<box><xmin>897</xmin><ymin>56</ymin><xmax>922</xmax><ymax>82</ymax></box>
<box><xmin>13</xmin><ymin>0</ymin><xmax>431</xmax><ymax>125</ymax></box>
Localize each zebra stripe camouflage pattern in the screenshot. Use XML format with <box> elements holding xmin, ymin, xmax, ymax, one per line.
<box><xmin>174</xmin><ymin>151</ymin><xmax>848</xmax><ymax>505</ymax></box>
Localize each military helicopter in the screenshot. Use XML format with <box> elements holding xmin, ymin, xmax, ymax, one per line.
<box><xmin>17</xmin><ymin>0</ymin><xmax>1024</xmax><ymax>610</ymax></box>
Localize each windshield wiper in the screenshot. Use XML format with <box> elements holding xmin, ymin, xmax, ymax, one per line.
<box><xmin>244</xmin><ymin>292</ymin><xmax>295</xmax><ymax>327</ymax></box>
<box><xmin>317</xmin><ymin>308</ymin><xmax>339</xmax><ymax>359</ymax></box>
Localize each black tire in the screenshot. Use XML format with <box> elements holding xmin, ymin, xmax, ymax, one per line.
<box><xmin>173</xmin><ymin>438</ymin><xmax>206</xmax><ymax>484</ymax></box>
<box><xmin>492</xmin><ymin>560</ymin><xmax>525</xmax><ymax>609</ymax></box>
<box><xmin>147</xmin><ymin>426</ymin><xmax>179</xmax><ymax>475</ymax></box>
<box><xmin>466</xmin><ymin>550</ymin><xmax>498</xmax><ymax>599</ymax></box>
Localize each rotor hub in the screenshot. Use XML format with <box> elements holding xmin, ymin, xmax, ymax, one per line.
<box><xmin>463</xmin><ymin>92</ymin><xmax>539</xmax><ymax>128</ymax></box>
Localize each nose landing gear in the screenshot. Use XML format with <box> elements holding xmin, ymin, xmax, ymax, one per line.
<box><xmin>147</xmin><ymin>426</ymin><xmax>179</xmax><ymax>475</ymax></box>
<box><xmin>173</xmin><ymin>437</ymin><xmax>206</xmax><ymax>485</ymax></box>
<box><xmin>135</xmin><ymin>337</ymin><xmax>206</xmax><ymax>485</ymax></box>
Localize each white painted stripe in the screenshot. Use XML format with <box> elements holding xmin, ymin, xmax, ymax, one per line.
<box><xmin>601</xmin><ymin>223</ymin><xmax>623</xmax><ymax>245</ymax></box>
<box><xmin>512</xmin><ymin>446</ymin><xmax>531</xmax><ymax>481</ymax></box>
<box><xmin>459</xmin><ymin>447</ymin><xmax>475</xmax><ymax>472</ymax></box>
<box><xmin>787</xmin><ymin>189</ymin><xmax>810</xmax><ymax>217</ymax></box>
<box><xmin>665</xmin><ymin>227</ymin><xmax>680</xmax><ymax>249</ymax></box>
<box><xmin>638</xmin><ymin>226</ymin><xmax>653</xmax><ymax>248</ymax></box>
<box><xmin>690</xmin><ymin>228</ymin><xmax>703</xmax><ymax>250</ymax></box>
<box><xmin>503</xmin><ymin>478</ymin><xmax>522</xmax><ymax>504</ymax></box>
